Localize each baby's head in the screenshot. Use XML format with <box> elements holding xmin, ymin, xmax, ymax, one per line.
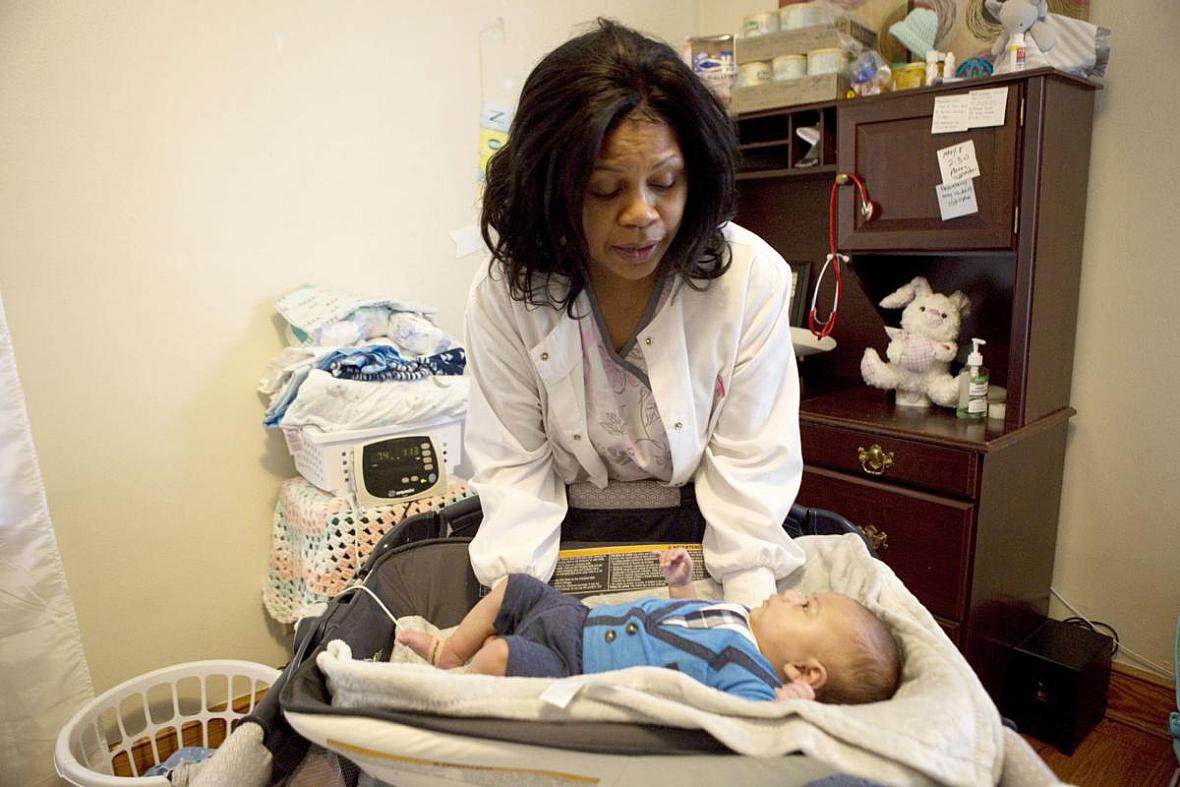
<box><xmin>748</xmin><ymin>589</ymin><xmax>901</xmax><ymax>705</ymax></box>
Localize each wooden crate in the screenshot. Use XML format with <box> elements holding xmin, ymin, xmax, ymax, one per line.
<box><xmin>735</xmin><ymin>17</ymin><xmax>876</xmax><ymax>65</ymax></box>
<box><xmin>730</xmin><ymin>73</ymin><xmax>847</xmax><ymax>114</ymax></box>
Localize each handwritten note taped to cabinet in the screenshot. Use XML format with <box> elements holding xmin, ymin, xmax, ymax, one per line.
<box><xmin>931</xmin><ymin>95</ymin><xmax>971</xmax><ymax>134</ymax></box>
<box><xmin>937</xmin><ymin>140</ymin><xmax>981</xmax><ymax>185</ymax></box>
<box><xmin>936</xmin><ymin>179</ymin><xmax>979</xmax><ymax>221</ymax></box>
<box><xmin>931</xmin><ymin>87</ymin><xmax>1009</xmax><ymax>133</ymax></box>
<box><xmin>966</xmin><ymin>87</ymin><xmax>1008</xmax><ymax>128</ymax></box>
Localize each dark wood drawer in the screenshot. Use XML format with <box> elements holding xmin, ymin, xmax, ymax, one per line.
<box><xmin>801</xmin><ymin>422</ymin><xmax>980</xmax><ymax>499</ymax></box>
<box><xmin>798</xmin><ymin>467</ymin><xmax>974</xmax><ymax>621</ymax></box>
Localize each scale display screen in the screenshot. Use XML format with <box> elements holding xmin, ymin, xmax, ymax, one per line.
<box><xmin>353</xmin><ymin>434</ymin><xmax>446</xmax><ymax>507</ymax></box>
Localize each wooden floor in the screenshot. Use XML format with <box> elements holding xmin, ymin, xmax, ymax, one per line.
<box><xmin>1023</xmin><ymin>720</ymin><xmax>1176</xmax><ymax>786</ymax></box>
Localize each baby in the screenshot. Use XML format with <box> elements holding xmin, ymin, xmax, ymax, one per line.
<box><xmin>398</xmin><ymin>549</ymin><xmax>900</xmax><ymax>704</ymax></box>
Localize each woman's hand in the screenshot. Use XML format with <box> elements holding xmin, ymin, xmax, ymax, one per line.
<box><xmin>774</xmin><ymin>681</ymin><xmax>816</xmax><ymax>702</ymax></box>
<box><xmin>654</xmin><ymin>548</ymin><xmax>696</xmax><ymax>598</ymax></box>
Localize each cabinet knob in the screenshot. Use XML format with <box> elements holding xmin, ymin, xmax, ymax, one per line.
<box><xmin>857</xmin><ymin>444</ymin><xmax>894</xmax><ymax>476</ymax></box>
<box><xmin>860</xmin><ymin>524</ymin><xmax>889</xmax><ymax>552</ymax></box>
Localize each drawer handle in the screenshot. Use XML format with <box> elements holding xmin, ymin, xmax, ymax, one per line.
<box><xmin>860</xmin><ymin>524</ymin><xmax>889</xmax><ymax>552</ymax></box>
<box><xmin>857</xmin><ymin>444</ymin><xmax>894</xmax><ymax>476</ymax></box>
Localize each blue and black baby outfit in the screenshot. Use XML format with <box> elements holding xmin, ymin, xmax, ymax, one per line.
<box><xmin>494</xmin><ymin>574</ymin><xmax>783</xmax><ymax>702</ymax></box>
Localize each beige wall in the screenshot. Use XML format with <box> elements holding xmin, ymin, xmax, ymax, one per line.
<box><xmin>0</xmin><ymin>1</ymin><xmax>697</xmax><ymax>693</ymax></box>
<box><xmin>1054</xmin><ymin>0</ymin><xmax>1179</xmax><ymax>676</ymax></box>
<box><xmin>2</xmin><ymin>0</ymin><xmax>1176</xmax><ymax>698</ymax></box>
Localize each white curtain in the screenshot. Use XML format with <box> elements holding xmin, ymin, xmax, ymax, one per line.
<box><xmin>0</xmin><ymin>291</ymin><xmax>94</xmax><ymax>786</ymax></box>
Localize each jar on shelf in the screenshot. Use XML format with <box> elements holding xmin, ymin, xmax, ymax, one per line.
<box><xmin>892</xmin><ymin>62</ymin><xmax>926</xmax><ymax>90</ymax></box>
<box><xmin>807</xmin><ymin>48</ymin><xmax>848</xmax><ymax>76</ymax></box>
<box><xmin>773</xmin><ymin>54</ymin><xmax>808</xmax><ymax>81</ymax></box>
<box><xmin>736</xmin><ymin>60</ymin><xmax>773</xmax><ymax>88</ymax></box>
<box><xmin>742</xmin><ymin>10</ymin><xmax>779</xmax><ymax>38</ymax></box>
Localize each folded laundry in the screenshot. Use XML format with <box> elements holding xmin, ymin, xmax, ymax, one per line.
<box><xmin>322</xmin><ymin>345</ymin><xmax>465</xmax><ymax>382</ymax></box>
<box><xmin>262</xmin><ymin>346</ymin><xmax>466</xmax><ymax>428</ymax></box>
<box><xmin>278</xmin><ymin>371</ymin><xmax>468</xmax><ymax>433</ymax></box>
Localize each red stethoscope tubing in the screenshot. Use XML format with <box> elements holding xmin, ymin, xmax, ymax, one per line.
<box><xmin>808</xmin><ymin>173</ymin><xmax>872</xmax><ymax>339</ymax></box>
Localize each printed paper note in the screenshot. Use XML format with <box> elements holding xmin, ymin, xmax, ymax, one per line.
<box><xmin>936</xmin><ymin>179</ymin><xmax>979</xmax><ymax>221</ymax></box>
<box><xmin>274</xmin><ymin>288</ymin><xmax>384</xmax><ymax>333</ymax></box>
<box><xmin>968</xmin><ymin>87</ymin><xmax>1008</xmax><ymax>128</ymax></box>
<box><xmin>937</xmin><ymin>140</ymin><xmax>981</xmax><ymax>184</ymax></box>
<box><xmin>931</xmin><ymin>95</ymin><xmax>971</xmax><ymax>134</ymax></box>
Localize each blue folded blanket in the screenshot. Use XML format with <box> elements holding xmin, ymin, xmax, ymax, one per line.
<box><xmin>263</xmin><ymin>345</ymin><xmax>465</xmax><ymax>428</ymax></box>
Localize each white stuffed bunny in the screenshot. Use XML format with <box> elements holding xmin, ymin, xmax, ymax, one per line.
<box><xmin>860</xmin><ymin>276</ymin><xmax>970</xmax><ymax>408</ymax></box>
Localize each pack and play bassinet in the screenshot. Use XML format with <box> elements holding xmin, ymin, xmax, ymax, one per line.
<box><xmin>234</xmin><ymin>498</ymin><xmax>1060</xmax><ymax>787</ymax></box>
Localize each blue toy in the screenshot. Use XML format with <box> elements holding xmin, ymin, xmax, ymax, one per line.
<box><xmin>957</xmin><ymin>57</ymin><xmax>994</xmax><ymax>80</ymax></box>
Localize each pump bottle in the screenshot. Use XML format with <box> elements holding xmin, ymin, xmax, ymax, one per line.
<box><xmin>956</xmin><ymin>338</ymin><xmax>989</xmax><ymax>421</ymax></box>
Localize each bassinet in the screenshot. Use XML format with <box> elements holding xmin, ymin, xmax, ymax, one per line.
<box><xmin>233</xmin><ymin>499</ymin><xmax>1061</xmax><ymax>787</ymax></box>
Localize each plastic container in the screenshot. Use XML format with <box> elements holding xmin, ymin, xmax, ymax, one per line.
<box><xmin>689</xmin><ymin>34</ymin><xmax>737</xmax><ymax>105</ymax></box>
<box><xmin>956</xmin><ymin>338</ymin><xmax>989</xmax><ymax>421</ymax></box>
<box><xmin>773</xmin><ymin>54</ymin><xmax>808</xmax><ymax>81</ymax></box>
<box><xmin>942</xmin><ymin>51</ymin><xmax>958</xmax><ymax>82</ymax></box>
<box><xmin>925</xmin><ymin>50</ymin><xmax>942</xmax><ymax>86</ymax></box>
<box><xmin>736</xmin><ymin>60</ymin><xmax>774</xmax><ymax>88</ymax></box>
<box><xmin>55</xmin><ymin>660</ymin><xmax>280</xmax><ymax>785</ymax></box>
<box><xmin>807</xmin><ymin>48</ymin><xmax>848</xmax><ymax>76</ymax></box>
<box><xmin>893</xmin><ymin>62</ymin><xmax>926</xmax><ymax>90</ymax></box>
<box><xmin>780</xmin><ymin>2</ymin><xmax>836</xmax><ymax>31</ymax></box>
<box><xmin>283</xmin><ymin>416</ymin><xmax>463</xmax><ymax>496</ymax></box>
<box><xmin>742</xmin><ymin>11</ymin><xmax>779</xmax><ymax>38</ymax></box>
<box><xmin>1010</xmin><ymin>32</ymin><xmax>1027</xmax><ymax>71</ymax></box>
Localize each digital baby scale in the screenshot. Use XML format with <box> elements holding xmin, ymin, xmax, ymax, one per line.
<box><xmin>353</xmin><ymin>434</ymin><xmax>447</xmax><ymax>507</ymax></box>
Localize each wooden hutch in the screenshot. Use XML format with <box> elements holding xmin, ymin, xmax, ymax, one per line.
<box><xmin>734</xmin><ymin>69</ymin><xmax>1098</xmax><ymax>699</ymax></box>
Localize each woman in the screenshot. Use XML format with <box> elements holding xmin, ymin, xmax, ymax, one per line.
<box><xmin>465</xmin><ymin>19</ymin><xmax>804</xmax><ymax>606</ymax></box>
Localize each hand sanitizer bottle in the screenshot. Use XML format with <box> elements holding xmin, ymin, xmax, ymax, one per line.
<box><xmin>956</xmin><ymin>338</ymin><xmax>989</xmax><ymax>421</ymax></box>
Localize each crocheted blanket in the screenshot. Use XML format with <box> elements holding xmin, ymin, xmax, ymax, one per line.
<box><xmin>263</xmin><ymin>476</ymin><xmax>474</xmax><ymax>624</ymax></box>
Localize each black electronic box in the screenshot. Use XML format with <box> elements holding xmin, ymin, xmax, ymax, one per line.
<box><xmin>1003</xmin><ymin>618</ymin><xmax>1113</xmax><ymax>754</ymax></box>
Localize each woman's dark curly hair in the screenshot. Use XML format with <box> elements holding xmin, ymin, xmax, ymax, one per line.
<box><xmin>480</xmin><ymin>18</ymin><xmax>739</xmax><ymax>312</ymax></box>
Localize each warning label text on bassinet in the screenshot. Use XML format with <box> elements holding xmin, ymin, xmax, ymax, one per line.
<box><xmin>551</xmin><ymin>544</ymin><xmax>705</xmax><ymax>597</ymax></box>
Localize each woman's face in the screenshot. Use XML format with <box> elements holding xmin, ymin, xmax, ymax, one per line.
<box><xmin>581</xmin><ymin>118</ymin><xmax>687</xmax><ymax>291</ymax></box>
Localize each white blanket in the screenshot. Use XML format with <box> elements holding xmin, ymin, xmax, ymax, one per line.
<box><xmin>279</xmin><ymin>368</ymin><xmax>468</xmax><ymax>431</ymax></box>
<box><xmin>317</xmin><ymin>534</ymin><xmax>1006</xmax><ymax>786</ymax></box>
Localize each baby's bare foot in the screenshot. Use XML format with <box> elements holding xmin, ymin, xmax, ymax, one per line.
<box><xmin>396</xmin><ymin>631</ymin><xmax>462</xmax><ymax>668</ymax></box>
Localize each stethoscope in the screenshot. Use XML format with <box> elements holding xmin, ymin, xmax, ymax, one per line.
<box><xmin>808</xmin><ymin>172</ymin><xmax>876</xmax><ymax>339</ymax></box>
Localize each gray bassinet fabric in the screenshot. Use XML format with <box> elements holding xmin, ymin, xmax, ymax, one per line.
<box><xmin>315</xmin><ymin>535</ymin><xmax>1005</xmax><ymax>787</ymax></box>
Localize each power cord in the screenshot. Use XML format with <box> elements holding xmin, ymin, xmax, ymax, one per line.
<box><xmin>336</xmin><ymin>584</ymin><xmax>401</xmax><ymax>628</ymax></box>
<box><xmin>1051</xmin><ymin>587</ymin><xmax>1172</xmax><ymax>679</ymax></box>
<box><xmin>1061</xmin><ymin>616</ymin><xmax>1119</xmax><ymax>658</ymax></box>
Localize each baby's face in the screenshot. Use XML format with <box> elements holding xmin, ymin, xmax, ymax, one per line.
<box><xmin>748</xmin><ymin>590</ymin><xmax>867</xmax><ymax>676</ymax></box>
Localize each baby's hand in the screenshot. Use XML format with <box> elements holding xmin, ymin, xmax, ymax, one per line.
<box><xmin>654</xmin><ymin>547</ymin><xmax>693</xmax><ymax>588</ymax></box>
<box><xmin>774</xmin><ymin>681</ymin><xmax>816</xmax><ymax>702</ymax></box>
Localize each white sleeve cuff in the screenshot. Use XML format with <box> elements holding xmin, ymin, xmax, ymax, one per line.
<box><xmin>721</xmin><ymin>566</ymin><xmax>779</xmax><ymax>607</ymax></box>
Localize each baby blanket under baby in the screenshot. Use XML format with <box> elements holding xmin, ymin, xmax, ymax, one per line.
<box><xmin>316</xmin><ymin>534</ymin><xmax>1004</xmax><ymax>787</ymax></box>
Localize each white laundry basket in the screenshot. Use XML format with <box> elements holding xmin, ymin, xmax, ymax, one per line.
<box><xmin>55</xmin><ymin>660</ymin><xmax>280</xmax><ymax>786</ymax></box>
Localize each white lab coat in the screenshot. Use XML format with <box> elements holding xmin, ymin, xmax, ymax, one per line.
<box><xmin>464</xmin><ymin>223</ymin><xmax>805</xmax><ymax>606</ymax></box>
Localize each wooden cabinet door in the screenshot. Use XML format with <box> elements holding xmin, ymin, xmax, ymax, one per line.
<box><xmin>836</xmin><ymin>85</ymin><xmax>1023</xmax><ymax>251</ymax></box>
<box><xmin>797</xmin><ymin>467</ymin><xmax>974</xmax><ymax>621</ymax></box>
